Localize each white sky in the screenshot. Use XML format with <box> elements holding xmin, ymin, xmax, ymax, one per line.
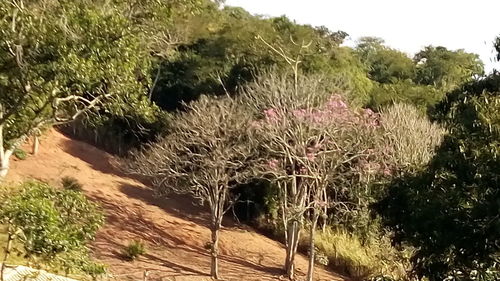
<box><xmin>224</xmin><ymin>0</ymin><xmax>500</xmax><ymax>73</ymax></box>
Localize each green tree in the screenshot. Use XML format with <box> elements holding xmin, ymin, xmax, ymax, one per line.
<box><xmin>415</xmin><ymin>46</ymin><xmax>484</xmax><ymax>92</ymax></box>
<box><xmin>378</xmin><ymin>74</ymin><xmax>500</xmax><ymax>280</ymax></box>
<box><xmin>368</xmin><ymin>81</ymin><xmax>444</xmax><ymax>110</ymax></box>
<box><xmin>356</xmin><ymin>37</ymin><xmax>416</xmax><ymax>84</ymax></box>
<box><xmin>0</xmin><ymin>0</ymin><xmax>154</xmax><ymax>176</ymax></box>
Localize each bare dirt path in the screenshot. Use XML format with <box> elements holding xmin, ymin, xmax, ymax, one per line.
<box><xmin>7</xmin><ymin>130</ymin><xmax>347</xmax><ymax>281</ymax></box>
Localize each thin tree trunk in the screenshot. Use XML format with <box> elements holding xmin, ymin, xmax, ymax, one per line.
<box><xmin>0</xmin><ymin>145</ymin><xmax>13</xmax><ymax>179</ymax></box>
<box><xmin>32</xmin><ymin>135</ymin><xmax>39</xmax><ymax>155</ymax></box>
<box><xmin>0</xmin><ymin>232</ymin><xmax>13</xmax><ymax>281</ymax></box>
<box><xmin>307</xmin><ymin>212</ymin><xmax>319</xmax><ymax>281</ymax></box>
<box><xmin>0</xmin><ymin>106</ymin><xmax>7</xmax><ymax>179</ymax></box>
<box><xmin>321</xmin><ymin>189</ymin><xmax>328</xmax><ymax>233</ymax></box>
<box><xmin>285</xmin><ymin>220</ymin><xmax>300</xmax><ymax>279</ymax></box>
<box><xmin>210</xmin><ymin>221</ymin><xmax>220</xmax><ymax>279</ymax></box>
<box><xmin>284</xmin><ymin>223</ymin><xmax>294</xmax><ymax>277</ymax></box>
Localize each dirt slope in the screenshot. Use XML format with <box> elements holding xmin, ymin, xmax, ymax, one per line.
<box><xmin>7</xmin><ymin>130</ymin><xmax>346</xmax><ymax>281</ymax></box>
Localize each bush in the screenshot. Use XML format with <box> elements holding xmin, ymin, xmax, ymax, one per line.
<box><xmin>61</xmin><ymin>176</ymin><xmax>83</xmax><ymax>192</ymax></box>
<box><xmin>300</xmin><ymin>228</ymin><xmax>413</xmax><ymax>281</ymax></box>
<box><xmin>13</xmin><ymin>148</ymin><xmax>27</xmax><ymax>160</ymax></box>
<box><xmin>122</xmin><ymin>240</ymin><xmax>146</xmax><ymax>261</ymax></box>
<box><xmin>368</xmin><ymin>81</ymin><xmax>445</xmax><ymax>111</ymax></box>
<box><xmin>0</xmin><ymin>181</ymin><xmax>105</xmax><ymax>275</ymax></box>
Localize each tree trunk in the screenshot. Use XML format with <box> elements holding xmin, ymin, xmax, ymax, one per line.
<box><xmin>32</xmin><ymin>135</ymin><xmax>39</xmax><ymax>155</ymax></box>
<box><xmin>0</xmin><ymin>156</ymin><xmax>9</xmax><ymax>179</ymax></box>
<box><xmin>0</xmin><ymin>232</ymin><xmax>13</xmax><ymax>281</ymax></box>
<box><xmin>0</xmin><ymin>117</ymin><xmax>14</xmax><ymax>179</ymax></box>
<box><xmin>0</xmin><ymin>119</ymin><xmax>9</xmax><ymax>179</ymax></box>
<box><xmin>306</xmin><ymin>212</ymin><xmax>319</xmax><ymax>281</ymax></box>
<box><xmin>285</xmin><ymin>220</ymin><xmax>300</xmax><ymax>279</ymax></box>
<box><xmin>321</xmin><ymin>189</ymin><xmax>328</xmax><ymax>233</ymax></box>
<box><xmin>210</xmin><ymin>222</ymin><xmax>220</xmax><ymax>279</ymax></box>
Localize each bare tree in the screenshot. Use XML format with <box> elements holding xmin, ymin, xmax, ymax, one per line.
<box><xmin>125</xmin><ymin>96</ymin><xmax>255</xmax><ymax>279</ymax></box>
<box><xmin>243</xmin><ymin>70</ymin><xmax>380</xmax><ymax>280</ymax></box>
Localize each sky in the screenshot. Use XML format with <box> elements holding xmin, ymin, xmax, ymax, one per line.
<box><xmin>224</xmin><ymin>0</ymin><xmax>500</xmax><ymax>73</ymax></box>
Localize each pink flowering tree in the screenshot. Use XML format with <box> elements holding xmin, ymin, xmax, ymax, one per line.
<box><xmin>243</xmin><ymin>73</ymin><xmax>384</xmax><ymax>280</ymax></box>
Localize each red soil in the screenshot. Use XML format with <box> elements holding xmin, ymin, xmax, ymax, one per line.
<box><xmin>7</xmin><ymin>130</ymin><xmax>347</xmax><ymax>281</ymax></box>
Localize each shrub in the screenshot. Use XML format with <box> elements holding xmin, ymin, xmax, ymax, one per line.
<box><xmin>0</xmin><ymin>181</ymin><xmax>105</xmax><ymax>275</ymax></box>
<box><xmin>300</xmin><ymin>227</ymin><xmax>413</xmax><ymax>281</ymax></box>
<box><xmin>203</xmin><ymin>241</ymin><xmax>212</xmax><ymax>250</ymax></box>
<box><xmin>368</xmin><ymin>81</ymin><xmax>445</xmax><ymax>111</ymax></box>
<box><xmin>122</xmin><ymin>240</ymin><xmax>146</xmax><ymax>261</ymax></box>
<box><xmin>61</xmin><ymin>176</ymin><xmax>83</xmax><ymax>192</ymax></box>
<box><xmin>13</xmin><ymin>148</ymin><xmax>27</xmax><ymax>160</ymax></box>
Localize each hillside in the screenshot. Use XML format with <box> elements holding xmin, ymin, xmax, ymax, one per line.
<box><xmin>6</xmin><ymin>130</ymin><xmax>346</xmax><ymax>281</ymax></box>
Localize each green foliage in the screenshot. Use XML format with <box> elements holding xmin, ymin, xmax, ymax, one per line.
<box><xmin>122</xmin><ymin>240</ymin><xmax>146</xmax><ymax>261</ymax></box>
<box><xmin>300</xmin><ymin>228</ymin><xmax>413</xmax><ymax>280</ymax></box>
<box><xmin>0</xmin><ymin>0</ymin><xmax>170</xmax><ymax>165</ymax></box>
<box><xmin>61</xmin><ymin>176</ymin><xmax>83</xmax><ymax>192</ymax></box>
<box><xmin>368</xmin><ymin>81</ymin><xmax>445</xmax><ymax>110</ymax></box>
<box><xmin>13</xmin><ymin>148</ymin><xmax>27</xmax><ymax>160</ymax></box>
<box><xmin>356</xmin><ymin>37</ymin><xmax>416</xmax><ymax>84</ymax></box>
<box><xmin>377</xmin><ymin>74</ymin><xmax>500</xmax><ymax>280</ymax></box>
<box><xmin>151</xmin><ymin>7</ymin><xmax>373</xmax><ymax>110</ymax></box>
<box><xmin>0</xmin><ymin>181</ymin><xmax>104</xmax><ymax>273</ymax></box>
<box><xmin>415</xmin><ymin>46</ymin><xmax>484</xmax><ymax>92</ymax></box>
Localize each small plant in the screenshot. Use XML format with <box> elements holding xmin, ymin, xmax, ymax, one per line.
<box><xmin>314</xmin><ymin>248</ymin><xmax>329</xmax><ymax>266</ymax></box>
<box><xmin>122</xmin><ymin>240</ymin><xmax>146</xmax><ymax>261</ymax></box>
<box><xmin>203</xmin><ymin>241</ymin><xmax>212</xmax><ymax>250</ymax></box>
<box><xmin>13</xmin><ymin>148</ymin><xmax>27</xmax><ymax>160</ymax></box>
<box><xmin>61</xmin><ymin>176</ymin><xmax>83</xmax><ymax>192</ymax></box>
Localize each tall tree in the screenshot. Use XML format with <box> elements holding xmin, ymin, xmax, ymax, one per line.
<box><xmin>415</xmin><ymin>46</ymin><xmax>484</xmax><ymax>92</ymax></box>
<box><xmin>378</xmin><ymin>73</ymin><xmax>500</xmax><ymax>280</ymax></box>
<box><xmin>356</xmin><ymin>37</ymin><xmax>416</xmax><ymax>84</ymax></box>
<box><xmin>242</xmin><ymin>72</ymin><xmax>383</xmax><ymax>280</ymax></box>
<box><xmin>0</xmin><ymin>0</ymin><xmax>152</xmax><ymax>176</ymax></box>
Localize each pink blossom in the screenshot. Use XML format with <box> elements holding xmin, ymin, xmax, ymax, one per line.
<box><xmin>364</xmin><ymin>108</ymin><xmax>374</xmax><ymax>116</ymax></box>
<box><xmin>292</xmin><ymin>109</ymin><xmax>307</xmax><ymax>119</ymax></box>
<box><xmin>307</xmin><ymin>143</ymin><xmax>322</xmax><ymax>153</ymax></box>
<box><xmin>326</xmin><ymin>95</ymin><xmax>348</xmax><ymax>110</ymax></box>
<box><xmin>306</xmin><ymin>152</ymin><xmax>316</xmax><ymax>161</ymax></box>
<box><xmin>383</xmin><ymin>168</ymin><xmax>393</xmax><ymax>176</ymax></box>
<box><xmin>250</xmin><ymin>120</ymin><xmax>261</xmax><ymax>129</ymax></box>
<box><xmin>267</xmin><ymin>159</ymin><xmax>279</xmax><ymax>170</ymax></box>
<box><xmin>264</xmin><ymin>108</ymin><xmax>279</xmax><ymax>122</ymax></box>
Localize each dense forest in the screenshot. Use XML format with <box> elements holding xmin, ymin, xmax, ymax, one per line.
<box><xmin>0</xmin><ymin>0</ymin><xmax>498</xmax><ymax>281</ymax></box>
